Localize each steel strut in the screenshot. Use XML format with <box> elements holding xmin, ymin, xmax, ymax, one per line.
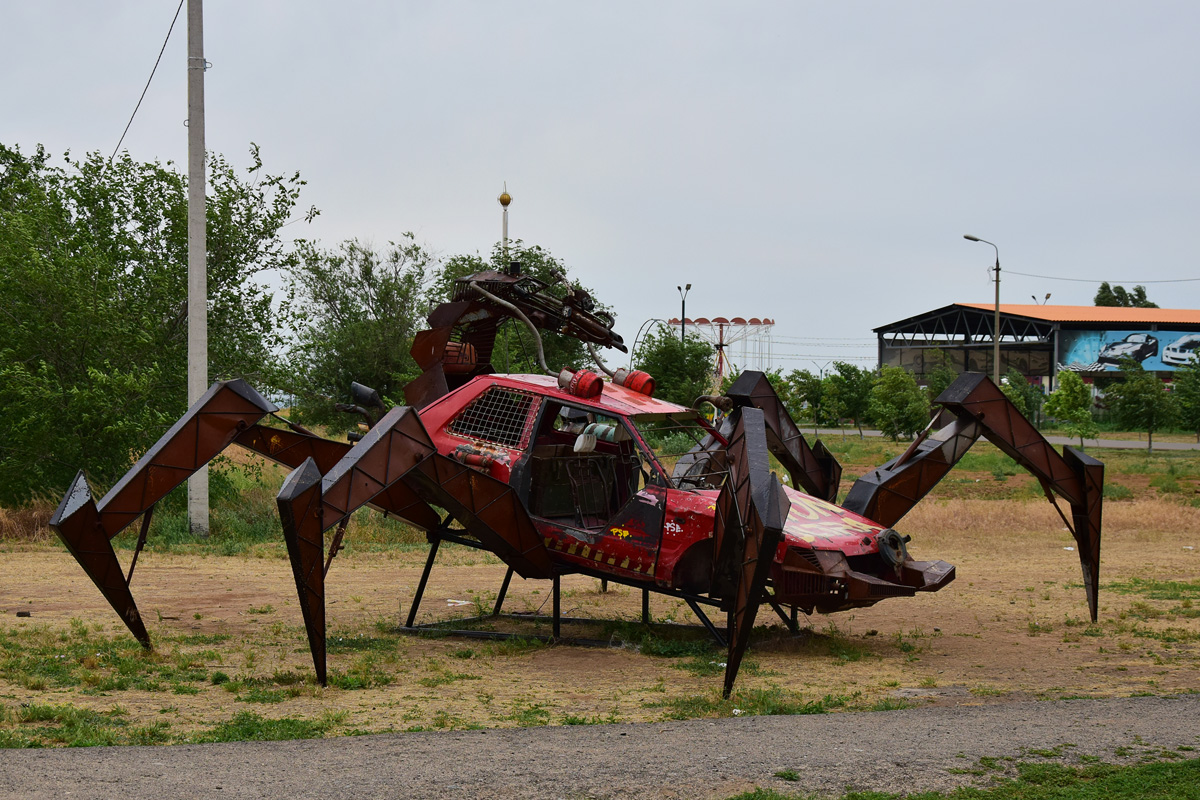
<box><xmin>711</xmin><ymin>407</ymin><xmax>790</xmax><ymax>698</ymax></box>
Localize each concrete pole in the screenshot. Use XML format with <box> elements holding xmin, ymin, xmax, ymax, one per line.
<box><xmin>187</xmin><ymin>0</ymin><xmax>209</xmax><ymax>535</ymax></box>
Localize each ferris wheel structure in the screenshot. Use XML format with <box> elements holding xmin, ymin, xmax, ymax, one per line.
<box><xmin>668</xmin><ymin>316</ymin><xmax>776</xmax><ymax>383</ymax></box>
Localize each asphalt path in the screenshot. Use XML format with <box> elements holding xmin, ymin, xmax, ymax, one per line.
<box><xmin>2</xmin><ymin>696</ymin><xmax>1198</xmax><ymax>800</ymax></box>
<box><xmin>801</xmin><ymin>428</ymin><xmax>1200</xmax><ymax>451</ymax></box>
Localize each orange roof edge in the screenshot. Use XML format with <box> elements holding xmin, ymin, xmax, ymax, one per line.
<box><xmin>958</xmin><ymin>303</ymin><xmax>1200</xmax><ymax>325</ymax></box>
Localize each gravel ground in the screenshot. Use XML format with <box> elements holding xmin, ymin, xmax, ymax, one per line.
<box><xmin>2</xmin><ymin>696</ymin><xmax>1198</xmax><ymax>799</ymax></box>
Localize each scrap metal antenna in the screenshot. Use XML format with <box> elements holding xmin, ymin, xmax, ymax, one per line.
<box><xmin>498</xmin><ymin>183</ymin><xmax>512</xmax><ymax>263</ymax></box>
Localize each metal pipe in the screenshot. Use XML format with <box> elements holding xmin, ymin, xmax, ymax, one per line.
<box><xmin>469</xmin><ymin>280</ymin><xmax>553</xmax><ymax>375</ymax></box>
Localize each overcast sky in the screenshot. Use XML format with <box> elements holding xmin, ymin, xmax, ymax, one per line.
<box><xmin>4</xmin><ymin>1</ymin><xmax>1198</xmax><ymax>373</ymax></box>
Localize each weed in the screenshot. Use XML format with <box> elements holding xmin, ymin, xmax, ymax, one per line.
<box><xmin>773</xmin><ymin>769</ymin><xmax>800</xmax><ymax>781</ymax></box>
<box><xmin>648</xmin><ymin>687</ymin><xmax>848</xmax><ymax>720</ymax></box>
<box><xmin>503</xmin><ymin>701</ymin><xmax>551</xmax><ymax>726</ymax></box>
<box><xmin>192</xmin><ymin>710</ymin><xmax>344</xmax><ymax>742</ymax></box>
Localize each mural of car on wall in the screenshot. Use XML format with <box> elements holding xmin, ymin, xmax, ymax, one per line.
<box><xmin>1098</xmin><ymin>332</ymin><xmax>1159</xmax><ymax>364</ymax></box>
<box><xmin>1162</xmin><ymin>334</ymin><xmax>1200</xmax><ymax>366</ymax></box>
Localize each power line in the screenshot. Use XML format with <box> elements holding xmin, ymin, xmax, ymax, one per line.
<box><xmin>1005</xmin><ymin>270</ymin><xmax>1200</xmax><ymax>285</ymax></box>
<box><xmin>110</xmin><ymin>0</ymin><xmax>186</xmax><ymax>162</ymax></box>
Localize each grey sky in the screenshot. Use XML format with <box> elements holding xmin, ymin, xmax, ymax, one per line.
<box><xmin>4</xmin><ymin>1</ymin><xmax>1198</xmax><ymax>372</ymax></box>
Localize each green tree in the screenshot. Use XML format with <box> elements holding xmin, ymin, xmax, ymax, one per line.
<box><xmin>868</xmin><ymin>366</ymin><xmax>930</xmax><ymax>440</ymax></box>
<box><xmin>0</xmin><ymin>143</ymin><xmax>304</xmax><ymax>504</ymax></box>
<box><xmin>1174</xmin><ymin>357</ymin><xmax>1200</xmax><ymax>442</ymax></box>
<box><xmin>823</xmin><ymin>362</ymin><xmax>875</xmax><ymax>436</ymax></box>
<box><xmin>784</xmin><ymin>369</ymin><xmax>824</xmax><ymax>425</ymax></box>
<box><xmin>1094</xmin><ymin>281</ymin><xmax>1158</xmax><ymax>308</ymax></box>
<box><xmin>633</xmin><ymin>326</ymin><xmax>714</xmax><ymax>407</ymax></box>
<box><xmin>430</xmin><ymin>241</ymin><xmax>602</xmax><ymax>375</ymax></box>
<box><xmin>1044</xmin><ymin>371</ymin><xmax>1098</xmax><ymax>447</ymax></box>
<box><xmin>1000</xmin><ymin>368</ymin><xmax>1032</xmax><ymax>417</ymax></box>
<box><xmin>279</xmin><ymin>236</ymin><xmax>431</xmax><ymax>427</ymax></box>
<box><xmin>1104</xmin><ymin>358</ymin><xmax>1178</xmax><ymax>451</ymax></box>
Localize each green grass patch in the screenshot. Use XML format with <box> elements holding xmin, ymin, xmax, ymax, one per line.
<box><xmin>728</xmin><ymin>757</ymin><xmax>1200</xmax><ymax>799</ymax></box>
<box><xmin>191</xmin><ymin>710</ymin><xmax>345</xmax><ymax>743</ymax></box>
<box><xmin>0</xmin><ymin>622</ymin><xmax>218</xmax><ymax>694</ymax></box>
<box><xmin>647</xmin><ymin>686</ymin><xmax>849</xmax><ymax>720</ymax></box>
<box><xmin>0</xmin><ymin>702</ymin><xmax>172</xmax><ymax>747</ymax></box>
<box><xmin>1107</xmin><ymin>579</ymin><xmax>1200</xmax><ymax>602</ymax></box>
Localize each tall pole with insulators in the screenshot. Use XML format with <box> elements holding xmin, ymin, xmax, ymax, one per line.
<box><xmin>498</xmin><ymin>183</ymin><xmax>511</xmax><ymax>265</ymax></box>
<box><xmin>187</xmin><ymin>0</ymin><xmax>209</xmax><ymax>535</ymax></box>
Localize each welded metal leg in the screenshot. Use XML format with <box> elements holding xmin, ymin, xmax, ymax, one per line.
<box><xmin>125</xmin><ymin>506</ymin><xmax>154</xmax><ymax>585</ymax></box>
<box><xmin>405</xmin><ymin>535</ymin><xmax>441</xmax><ymax>628</ymax></box>
<box><xmin>552</xmin><ymin>575</ymin><xmax>561</xmax><ymax>639</ymax></box>
<box><xmin>641</xmin><ymin>589</ymin><xmax>650</xmax><ymax>625</ymax></box>
<box><xmin>686</xmin><ymin>598</ymin><xmax>727</xmax><ymax>648</ymax></box>
<box><xmin>769</xmin><ymin>599</ymin><xmax>801</xmax><ymax>634</ymax></box>
<box><xmin>493</xmin><ymin>566</ymin><xmax>514</xmax><ymax>616</ymax></box>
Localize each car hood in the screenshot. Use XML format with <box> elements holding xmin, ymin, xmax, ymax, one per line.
<box><xmin>780</xmin><ymin>485</ymin><xmax>886</xmax><ymax>556</ymax></box>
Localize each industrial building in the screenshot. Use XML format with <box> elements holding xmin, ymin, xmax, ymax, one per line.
<box><xmin>874</xmin><ymin>304</ymin><xmax>1200</xmax><ymax>387</ymax></box>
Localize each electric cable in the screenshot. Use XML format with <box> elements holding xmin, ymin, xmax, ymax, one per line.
<box><xmin>110</xmin><ymin>0</ymin><xmax>186</xmax><ymax>163</ymax></box>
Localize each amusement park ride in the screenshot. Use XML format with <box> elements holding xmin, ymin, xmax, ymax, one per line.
<box><xmin>51</xmin><ymin>265</ymin><xmax>1104</xmax><ymax>697</ymax></box>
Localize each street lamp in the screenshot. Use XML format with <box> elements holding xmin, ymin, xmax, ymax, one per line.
<box><xmin>964</xmin><ymin>235</ymin><xmax>1001</xmax><ymax>385</ymax></box>
<box><xmin>1031</xmin><ymin>293</ymin><xmax>1051</xmax><ymax>305</ymax></box>
<box><xmin>677</xmin><ymin>284</ymin><xmax>691</xmax><ymax>345</ymax></box>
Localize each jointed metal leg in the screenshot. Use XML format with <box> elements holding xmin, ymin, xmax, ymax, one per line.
<box><xmin>405</xmin><ymin>534</ymin><xmax>442</xmax><ymax>628</ymax></box>
<box><xmin>493</xmin><ymin>566</ymin><xmax>514</xmax><ymax>616</ymax></box>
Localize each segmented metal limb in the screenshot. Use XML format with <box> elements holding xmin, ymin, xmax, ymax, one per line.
<box><xmin>275</xmin><ymin>405</ymin><xmax>556</xmax><ymax>681</ymax></box>
<box><xmin>48</xmin><ymin>472</ymin><xmax>150</xmax><ymax>647</ymax></box>
<box><xmin>276</xmin><ymin>459</ymin><xmax>328</xmax><ymax>684</ymax></box>
<box><xmin>725</xmin><ymin>370</ymin><xmax>842</xmax><ymax>502</ymax></box>
<box><xmin>49</xmin><ymin>380</ymin><xmax>277</xmax><ymax>644</ymax></box>
<box><xmin>712</xmin><ymin>407</ymin><xmax>790</xmax><ymax>699</ymax></box>
<box><xmin>842</xmin><ymin>373</ymin><xmax>1105</xmax><ymax>621</ymax></box>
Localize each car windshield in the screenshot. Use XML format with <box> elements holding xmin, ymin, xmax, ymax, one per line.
<box><xmin>630</xmin><ymin>411</ymin><xmax>726</xmax><ymax>489</ymax></box>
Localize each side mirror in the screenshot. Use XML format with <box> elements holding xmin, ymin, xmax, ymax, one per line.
<box><xmin>350</xmin><ymin>381</ymin><xmax>384</xmax><ymax>410</ymax></box>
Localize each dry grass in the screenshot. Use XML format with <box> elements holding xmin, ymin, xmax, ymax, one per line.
<box><xmin>906</xmin><ymin>498</ymin><xmax>1200</xmax><ymax>539</ymax></box>
<box><xmin>0</xmin><ymin>501</ymin><xmax>55</xmax><ymax>542</ymax></box>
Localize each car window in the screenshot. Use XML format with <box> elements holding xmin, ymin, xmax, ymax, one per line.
<box><xmin>447</xmin><ymin>387</ymin><xmax>539</xmax><ymax>449</ymax></box>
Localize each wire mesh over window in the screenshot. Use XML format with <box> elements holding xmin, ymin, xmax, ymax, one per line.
<box><xmin>448</xmin><ymin>388</ymin><xmax>536</xmax><ymax>448</ymax></box>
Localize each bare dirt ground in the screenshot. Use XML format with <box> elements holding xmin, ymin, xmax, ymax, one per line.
<box><xmin>1</xmin><ymin>498</ymin><xmax>1197</xmax><ymax>740</ymax></box>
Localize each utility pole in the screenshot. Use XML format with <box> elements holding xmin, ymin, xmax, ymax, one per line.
<box><xmin>187</xmin><ymin>0</ymin><xmax>209</xmax><ymax>535</ymax></box>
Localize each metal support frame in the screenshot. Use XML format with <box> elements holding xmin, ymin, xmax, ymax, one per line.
<box><xmin>398</xmin><ymin>524</ymin><xmax>736</xmax><ymax>647</ymax></box>
<box><xmin>405</xmin><ymin>531</ymin><xmax>443</xmax><ymax>628</ymax></box>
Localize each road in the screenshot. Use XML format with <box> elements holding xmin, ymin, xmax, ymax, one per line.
<box><xmin>801</xmin><ymin>428</ymin><xmax>1200</xmax><ymax>451</ymax></box>
<box><xmin>2</xmin><ymin>696</ymin><xmax>1198</xmax><ymax>799</ymax></box>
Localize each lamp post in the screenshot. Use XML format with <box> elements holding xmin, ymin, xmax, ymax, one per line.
<box><xmin>964</xmin><ymin>235</ymin><xmax>1000</xmax><ymax>385</ymax></box>
<box><xmin>1031</xmin><ymin>293</ymin><xmax>1051</xmax><ymax>305</ymax></box>
<box><xmin>677</xmin><ymin>284</ymin><xmax>691</xmax><ymax>345</ymax></box>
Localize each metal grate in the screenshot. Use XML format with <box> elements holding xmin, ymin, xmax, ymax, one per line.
<box><xmin>448</xmin><ymin>388</ymin><xmax>535</xmax><ymax>448</ymax></box>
